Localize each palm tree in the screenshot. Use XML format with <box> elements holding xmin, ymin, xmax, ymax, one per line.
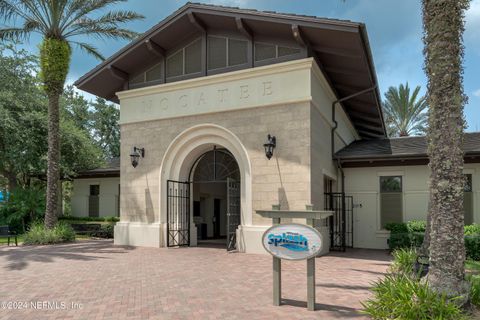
<box><xmin>423</xmin><ymin>0</ymin><xmax>470</xmax><ymax>299</ymax></box>
<box><xmin>0</xmin><ymin>0</ymin><xmax>144</xmax><ymax>228</ymax></box>
<box><xmin>383</xmin><ymin>83</ymin><xmax>428</xmax><ymax>137</ymax></box>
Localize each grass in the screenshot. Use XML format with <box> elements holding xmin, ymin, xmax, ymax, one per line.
<box><xmin>466</xmin><ymin>260</ymin><xmax>480</xmax><ymax>274</ymax></box>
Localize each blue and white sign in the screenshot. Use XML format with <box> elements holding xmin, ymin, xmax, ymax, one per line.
<box><xmin>262</xmin><ymin>223</ymin><xmax>323</xmax><ymax>260</ymax></box>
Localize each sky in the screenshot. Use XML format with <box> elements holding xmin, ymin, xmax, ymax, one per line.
<box><xmin>9</xmin><ymin>0</ymin><xmax>480</xmax><ymax>132</ymax></box>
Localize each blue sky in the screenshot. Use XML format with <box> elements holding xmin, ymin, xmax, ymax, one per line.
<box><xmin>11</xmin><ymin>0</ymin><xmax>480</xmax><ymax>131</ymax></box>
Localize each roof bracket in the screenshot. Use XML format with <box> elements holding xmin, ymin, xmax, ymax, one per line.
<box><xmin>187</xmin><ymin>12</ymin><xmax>206</xmax><ymax>33</ymax></box>
<box><xmin>145</xmin><ymin>39</ymin><xmax>165</xmax><ymax>57</ymax></box>
<box><xmin>236</xmin><ymin>18</ymin><xmax>253</xmax><ymax>40</ymax></box>
<box><xmin>108</xmin><ymin>65</ymin><xmax>128</xmax><ymax>81</ymax></box>
<box><xmin>292</xmin><ymin>25</ymin><xmax>307</xmax><ymax>48</ymax></box>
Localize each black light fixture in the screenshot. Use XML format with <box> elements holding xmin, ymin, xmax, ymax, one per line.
<box><xmin>263</xmin><ymin>134</ymin><xmax>276</xmax><ymax>160</ymax></box>
<box><xmin>130</xmin><ymin>146</ymin><xmax>145</xmax><ymax>168</ymax></box>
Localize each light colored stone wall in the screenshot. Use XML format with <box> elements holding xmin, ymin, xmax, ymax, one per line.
<box><xmin>71</xmin><ymin>177</ymin><xmax>120</xmax><ymax>217</ymax></box>
<box><xmin>344</xmin><ymin>163</ymin><xmax>480</xmax><ymax>249</ymax></box>
<box><xmin>120</xmin><ymin>102</ymin><xmax>312</xmax><ymax>226</ymax></box>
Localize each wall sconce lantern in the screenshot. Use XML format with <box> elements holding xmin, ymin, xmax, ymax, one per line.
<box><xmin>263</xmin><ymin>134</ymin><xmax>276</xmax><ymax>160</ymax></box>
<box><xmin>130</xmin><ymin>147</ymin><xmax>145</xmax><ymax>168</ymax></box>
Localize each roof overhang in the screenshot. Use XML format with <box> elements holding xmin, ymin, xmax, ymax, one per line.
<box><xmin>75</xmin><ymin>2</ymin><xmax>386</xmax><ymax>139</ymax></box>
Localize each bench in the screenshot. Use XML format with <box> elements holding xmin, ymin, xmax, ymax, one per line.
<box><xmin>0</xmin><ymin>226</ymin><xmax>17</xmax><ymax>246</ymax></box>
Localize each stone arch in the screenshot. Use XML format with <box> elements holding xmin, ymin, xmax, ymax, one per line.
<box><xmin>159</xmin><ymin>123</ymin><xmax>252</xmax><ymax>245</ymax></box>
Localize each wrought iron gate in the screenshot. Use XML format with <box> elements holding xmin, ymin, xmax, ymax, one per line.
<box><xmin>226</xmin><ymin>178</ymin><xmax>240</xmax><ymax>251</ymax></box>
<box><xmin>167</xmin><ymin>180</ymin><xmax>190</xmax><ymax>247</ymax></box>
<box><xmin>324</xmin><ymin>192</ymin><xmax>353</xmax><ymax>251</ymax></box>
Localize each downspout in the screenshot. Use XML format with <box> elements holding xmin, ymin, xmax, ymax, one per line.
<box><xmin>330</xmin><ymin>86</ymin><xmax>377</xmax><ymax>250</ymax></box>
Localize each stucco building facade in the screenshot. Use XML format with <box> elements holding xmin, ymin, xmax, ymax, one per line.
<box><xmin>74</xmin><ymin>3</ymin><xmax>480</xmax><ymax>253</ymax></box>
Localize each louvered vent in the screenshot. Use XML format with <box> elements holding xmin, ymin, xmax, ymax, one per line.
<box><xmin>208</xmin><ymin>36</ymin><xmax>227</xmax><ymax>70</ymax></box>
<box><xmin>228</xmin><ymin>39</ymin><xmax>248</xmax><ymax>66</ymax></box>
<box><xmin>255</xmin><ymin>43</ymin><xmax>276</xmax><ymax>61</ymax></box>
<box><xmin>146</xmin><ymin>63</ymin><xmax>162</xmax><ymax>82</ymax></box>
<box><xmin>185</xmin><ymin>39</ymin><xmax>202</xmax><ymax>74</ymax></box>
<box><xmin>278</xmin><ymin>46</ymin><xmax>301</xmax><ymax>57</ymax></box>
<box><xmin>166</xmin><ymin>50</ymin><xmax>183</xmax><ymax>78</ymax></box>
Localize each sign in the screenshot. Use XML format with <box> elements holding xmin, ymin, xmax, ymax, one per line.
<box><xmin>262</xmin><ymin>223</ymin><xmax>323</xmax><ymax>261</ymax></box>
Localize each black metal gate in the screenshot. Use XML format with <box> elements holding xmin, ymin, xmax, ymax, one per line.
<box><xmin>324</xmin><ymin>192</ymin><xmax>353</xmax><ymax>251</ymax></box>
<box><xmin>226</xmin><ymin>178</ymin><xmax>240</xmax><ymax>251</ymax></box>
<box><xmin>167</xmin><ymin>180</ymin><xmax>190</xmax><ymax>247</ymax></box>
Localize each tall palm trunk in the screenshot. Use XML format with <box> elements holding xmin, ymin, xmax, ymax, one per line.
<box><xmin>41</xmin><ymin>38</ymin><xmax>71</xmax><ymax>229</ymax></box>
<box><xmin>44</xmin><ymin>91</ymin><xmax>61</xmax><ymax>228</ymax></box>
<box><xmin>423</xmin><ymin>0</ymin><xmax>469</xmax><ymax>298</ymax></box>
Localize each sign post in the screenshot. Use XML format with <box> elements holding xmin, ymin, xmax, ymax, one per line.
<box><xmin>257</xmin><ymin>205</ymin><xmax>333</xmax><ymax>311</ymax></box>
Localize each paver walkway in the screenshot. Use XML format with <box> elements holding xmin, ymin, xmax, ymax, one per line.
<box><xmin>0</xmin><ymin>240</ymin><xmax>390</xmax><ymax>319</ymax></box>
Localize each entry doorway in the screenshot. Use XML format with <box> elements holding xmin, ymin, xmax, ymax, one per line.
<box><xmin>166</xmin><ymin>147</ymin><xmax>241</xmax><ymax>250</ymax></box>
<box><xmin>191</xmin><ymin>147</ymin><xmax>240</xmax><ymax>250</ymax></box>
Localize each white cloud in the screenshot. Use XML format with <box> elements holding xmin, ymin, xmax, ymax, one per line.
<box><xmin>473</xmin><ymin>88</ymin><xmax>480</xmax><ymax>97</ymax></box>
<box><xmin>466</xmin><ymin>0</ymin><xmax>480</xmax><ymax>40</ymax></box>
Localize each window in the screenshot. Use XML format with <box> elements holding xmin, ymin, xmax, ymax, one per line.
<box><xmin>166</xmin><ymin>38</ymin><xmax>203</xmax><ymax>79</ymax></box>
<box><xmin>184</xmin><ymin>39</ymin><xmax>202</xmax><ymax>74</ymax></box>
<box><xmin>228</xmin><ymin>39</ymin><xmax>248</xmax><ymax>66</ymax></box>
<box><xmin>208</xmin><ymin>36</ymin><xmax>227</xmax><ymax>70</ymax></box>
<box><xmin>129</xmin><ymin>62</ymin><xmax>163</xmax><ymax>88</ymax></box>
<box><xmin>166</xmin><ymin>50</ymin><xmax>183</xmax><ymax>78</ymax></box>
<box><xmin>89</xmin><ymin>185</ymin><xmax>100</xmax><ymax>217</ymax></box>
<box><xmin>380</xmin><ymin>176</ymin><xmax>403</xmax><ymax>228</ymax></box>
<box><xmin>254</xmin><ymin>42</ymin><xmax>301</xmax><ymax>62</ymax></box>
<box><xmin>145</xmin><ymin>63</ymin><xmax>162</xmax><ymax>82</ymax></box>
<box><xmin>465</xmin><ymin>174</ymin><xmax>473</xmax><ymax>225</ymax></box>
<box><xmin>255</xmin><ymin>43</ymin><xmax>276</xmax><ymax>61</ymax></box>
<box><xmin>207</xmin><ymin>36</ymin><xmax>248</xmax><ymax>71</ymax></box>
<box><xmin>90</xmin><ymin>185</ymin><xmax>100</xmax><ymax>196</ymax></box>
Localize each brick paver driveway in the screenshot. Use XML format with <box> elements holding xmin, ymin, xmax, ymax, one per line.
<box><xmin>0</xmin><ymin>240</ymin><xmax>390</xmax><ymax>319</ymax></box>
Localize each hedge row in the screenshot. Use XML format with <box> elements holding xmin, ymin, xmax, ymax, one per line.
<box><xmin>385</xmin><ymin>221</ymin><xmax>480</xmax><ymax>261</ymax></box>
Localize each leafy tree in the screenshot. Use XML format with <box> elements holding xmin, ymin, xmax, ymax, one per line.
<box><xmin>383</xmin><ymin>83</ymin><xmax>428</xmax><ymax>137</ymax></box>
<box><xmin>0</xmin><ymin>0</ymin><xmax>144</xmax><ymax>228</ymax></box>
<box><xmin>91</xmin><ymin>98</ymin><xmax>120</xmax><ymax>159</ymax></box>
<box><xmin>0</xmin><ymin>185</ymin><xmax>46</xmax><ymax>233</ymax></box>
<box><xmin>0</xmin><ymin>45</ymin><xmax>103</xmax><ymax>189</ymax></box>
<box><xmin>62</xmin><ymin>86</ymin><xmax>120</xmax><ymax>159</ymax></box>
<box><xmin>423</xmin><ymin>0</ymin><xmax>470</xmax><ymax>299</ymax></box>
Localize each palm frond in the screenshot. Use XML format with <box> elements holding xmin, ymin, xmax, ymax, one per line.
<box><xmin>0</xmin><ymin>0</ymin><xmax>32</xmax><ymax>23</ymax></box>
<box><xmin>66</xmin><ymin>25</ymin><xmax>139</xmax><ymax>40</ymax></box>
<box><xmin>0</xmin><ymin>27</ymin><xmax>33</xmax><ymax>41</ymax></box>
<box><xmin>60</xmin><ymin>0</ymin><xmax>128</xmax><ymax>31</ymax></box>
<box><xmin>70</xmin><ymin>41</ymin><xmax>105</xmax><ymax>60</ymax></box>
<box><xmin>383</xmin><ymin>83</ymin><xmax>429</xmax><ymax>137</ymax></box>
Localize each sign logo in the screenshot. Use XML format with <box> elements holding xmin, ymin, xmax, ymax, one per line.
<box><xmin>262</xmin><ymin>224</ymin><xmax>323</xmax><ymax>260</ymax></box>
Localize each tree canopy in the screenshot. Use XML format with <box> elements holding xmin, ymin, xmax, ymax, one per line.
<box><xmin>383</xmin><ymin>83</ymin><xmax>428</xmax><ymax>137</ymax></box>
<box><xmin>0</xmin><ymin>44</ymin><xmax>119</xmax><ymax>190</ymax></box>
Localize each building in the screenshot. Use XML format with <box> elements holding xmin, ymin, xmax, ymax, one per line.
<box><xmin>71</xmin><ymin>158</ymin><xmax>120</xmax><ymax>218</ymax></box>
<box><xmin>74</xmin><ymin>3</ymin><xmax>480</xmax><ymax>253</ymax></box>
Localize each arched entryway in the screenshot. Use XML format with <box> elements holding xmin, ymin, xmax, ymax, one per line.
<box><xmin>190</xmin><ymin>147</ymin><xmax>240</xmax><ymax>250</ymax></box>
<box><xmin>159</xmin><ymin>124</ymin><xmax>252</xmax><ymax>251</ymax></box>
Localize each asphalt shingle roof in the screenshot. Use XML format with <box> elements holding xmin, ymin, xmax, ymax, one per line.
<box><xmin>336</xmin><ymin>132</ymin><xmax>480</xmax><ymax>160</ymax></box>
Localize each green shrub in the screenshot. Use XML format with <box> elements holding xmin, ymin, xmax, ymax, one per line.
<box><xmin>362</xmin><ymin>274</ymin><xmax>468</xmax><ymax>320</ymax></box>
<box><xmin>58</xmin><ymin>216</ymin><xmax>119</xmax><ymax>222</ymax></box>
<box><xmin>468</xmin><ymin>274</ymin><xmax>480</xmax><ymax>308</ymax></box>
<box><xmin>0</xmin><ymin>186</ymin><xmax>45</xmax><ymax>233</ymax></box>
<box><xmin>390</xmin><ymin>248</ymin><xmax>417</xmax><ymax>274</ymax></box>
<box><xmin>407</xmin><ymin>220</ymin><xmax>426</xmax><ymax>233</ymax></box>
<box><xmin>465</xmin><ymin>235</ymin><xmax>480</xmax><ymax>261</ymax></box>
<box><xmin>465</xmin><ymin>224</ymin><xmax>480</xmax><ymax>236</ymax></box>
<box><xmin>23</xmin><ymin>222</ymin><xmax>76</xmax><ymax>245</ymax></box>
<box><xmin>90</xmin><ymin>224</ymin><xmax>114</xmax><ymax>238</ymax></box>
